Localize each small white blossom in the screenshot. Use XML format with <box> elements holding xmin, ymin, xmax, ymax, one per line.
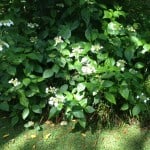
<box><xmin>30</xmin><ymin>36</ymin><xmax>37</xmax><ymax>43</ymax></box>
<box><xmin>27</xmin><ymin>23</ymin><xmax>39</xmax><ymax>28</ymax></box>
<box><xmin>81</xmin><ymin>64</ymin><xmax>96</xmax><ymax>75</ymax></box>
<box><xmin>45</xmin><ymin>86</ymin><xmax>57</xmax><ymax>94</ymax></box>
<box><xmin>136</xmin><ymin>95</ymin><xmax>140</xmax><ymax>99</ymax></box>
<box><xmin>116</xmin><ymin>60</ymin><xmax>126</xmax><ymax>71</ymax></box>
<box><xmin>54</xmin><ymin>36</ymin><xmax>63</xmax><ymax>46</ymax></box>
<box><xmin>70</xmin><ymin>46</ymin><xmax>83</xmax><ymax>58</ymax></box>
<box><xmin>8</xmin><ymin>78</ymin><xmax>21</xmax><ymax>87</ymax></box>
<box><xmin>91</xmin><ymin>44</ymin><xmax>103</xmax><ymax>53</ymax></box>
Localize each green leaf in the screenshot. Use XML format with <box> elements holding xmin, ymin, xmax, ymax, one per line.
<box><xmin>121</xmin><ymin>103</ymin><xmax>129</xmax><ymax>111</ymax></box>
<box><xmin>43</xmin><ymin>69</ymin><xmax>54</xmax><ymax>78</ymax></box>
<box><xmin>77</xmin><ymin>83</ymin><xmax>86</xmax><ymax>92</ymax></box>
<box><xmin>103</xmin><ymin>10</ymin><xmax>112</xmax><ymax>19</ymax></box>
<box><xmin>58</xmin><ymin>25</ymin><xmax>71</xmax><ymax>39</ymax></box>
<box><xmin>78</xmin><ymin>119</ymin><xmax>86</xmax><ymax>128</ymax></box>
<box><xmin>85</xmin><ymin>106</ymin><xmax>95</xmax><ymax>113</ymax></box>
<box><xmin>81</xmin><ymin>8</ymin><xmax>90</xmax><ymax>25</ymax></box>
<box><xmin>0</xmin><ymin>102</ymin><xmax>9</xmax><ymax>111</ymax></box>
<box><xmin>124</xmin><ymin>46</ymin><xmax>135</xmax><ymax>62</ymax></box>
<box><xmin>52</xmin><ymin>64</ymin><xmax>60</xmax><ymax>73</ymax></box>
<box><xmin>132</xmin><ymin>104</ymin><xmax>141</xmax><ymax>116</ymax></box>
<box><xmin>11</xmin><ymin>116</ymin><xmax>19</xmax><ymax>126</ymax></box>
<box><xmin>73</xmin><ymin>110</ymin><xmax>85</xmax><ymax>118</ymax></box>
<box><xmin>102</xmin><ymin>80</ymin><xmax>114</xmax><ymax>88</ymax></box>
<box><xmin>22</xmin><ymin>108</ymin><xmax>30</xmax><ymax>120</ymax></box>
<box><xmin>23</xmin><ymin>78</ymin><xmax>31</xmax><ymax>86</ymax></box>
<box><xmin>49</xmin><ymin>107</ymin><xmax>57</xmax><ymax>119</ymax></box>
<box><xmin>85</xmin><ymin>28</ymin><xmax>99</xmax><ymax>41</ymax></box>
<box><xmin>135</xmin><ymin>62</ymin><xmax>144</xmax><ymax>69</ymax></box>
<box><xmin>119</xmin><ymin>87</ymin><xmax>129</xmax><ymax>100</ymax></box>
<box><xmin>105</xmin><ymin>92</ymin><xmax>116</xmax><ymax>104</ymax></box>
<box><xmin>7</xmin><ymin>66</ymin><xmax>16</xmax><ymax>76</ymax></box>
<box><xmin>60</xmin><ymin>84</ymin><xmax>68</xmax><ymax>93</ymax></box>
<box><xmin>32</xmin><ymin>105</ymin><xmax>42</xmax><ymax>114</ymax></box>
<box><xmin>18</xmin><ymin>90</ymin><xmax>29</xmax><ymax>107</ymax></box>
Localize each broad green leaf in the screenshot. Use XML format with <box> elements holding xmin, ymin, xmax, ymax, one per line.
<box><xmin>85</xmin><ymin>106</ymin><xmax>95</xmax><ymax>113</ymax></box>
<box><xmin>7</xmin><ymin>66</ymin><xmax>16</xmax><ymax>76</ymax></box>
<box><xmin>58</xmin><ymin>25</ymin><xmax>71</xmax><ymax>39</ymax></box>
<box><xmin>49</xmin><ymin>107</ymin><xmax>57</xmax><ymax>119</ymax></box>
<box><xmin>0</xmin><ymin>102</ymin><xmax>9</xmax><ymax>111</ymax></box>
<box><xmin>121</xmin><ymin>103</ymin><xmax>129</xmax><ymax>111</ymax></box>
<box><xmin>32</xmin><ymin>105</ymin><xmax>42</xmax><ymax>114</ymax></box>
<box><xmin>85</xmin><ymin>28</ymin><xmax>99</xmax><ymax>41</ymax></box>
<box><xmin>132</xmin><ymin>104</ymin><xmax>141</xmax><ymax>116</ymax></box>
<box><xmin>78</xmin><ymin>119</ymin><xmax>86</xmax><ymax>128</ymax></box>
<box><xmin>60</xmin><ymin>84</ymin><xmax>68</xmax><ymax>93</ymax></box>
<box><xmin>103</xmin><ymin>10</ymin><xmax>112</xmax><ymax>19</ymax></box>
<box><xmin>52</xmin><ymin>64</ymin><xmax>60</xmax><ymax>73</ymax></box>
<box><xmin>119</xmin><ymin>87</ymin><xmax>129</xmax><ymax>100</ymax></box>
<box><xmin>73</xmin><ymin>110</ymin><xmax>85</xmax><ymax>118</ymax></box>
<box><xmin>81</xmin><ymin>8</ymin><xmax>90</xmax><ymax>25</ymax></box>
<box><xmin>18</xmin><ymin>90</ymin><xmax>29</xmax><ymax>107</ymax></box>
<box><xmin>105</xmin><ymin>92</ymin><xmax>116</xmax><ymax>104</ymax></box>
<box><xmin>11</xmin><ymin>116</ymin><xmax>19</xmax><ymax>126</ymax></box>
<box><xmin>43</xmin><ymin>69</ymin><xmax>54</xmax><ymax>78</ymax></box>
<box><xmin>135</xmin><ymin>62</ymin><xmax>144</xmax><ymax>69</ymax></box>
<box><xmin>77</xmin><ymin>83</ymin><xmax>86</xmax><ymax>92</ymax></box>
<box><xmin>124</xmin><ymin>46</ymin><xmax>135</xmax><ymax>62</ymax></box>
<box><xmin>22</xmin><ymin>108</ymin><xmax>30</xmax><ymax>120</ymax></box>
<box><xmin>102</xmin><ymin>80</ymin><xmax>114</xmax><ymax>88</ymax></box>
<box><xmin>23</xmin><ymin>78</ymin><xmax>31</xmax><ymax>86</ymax></box>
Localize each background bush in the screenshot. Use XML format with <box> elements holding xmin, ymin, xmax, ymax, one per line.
<box><xmin>0</xmin><ymin>0</ymin><xmax>149</xmax><ymax>128</ymax></box>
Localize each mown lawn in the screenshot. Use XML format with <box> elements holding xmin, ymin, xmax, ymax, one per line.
<box><xmin>0</xmin><ymin>113</ymin><xmax>149</xmax><ymax>150</ymax></box>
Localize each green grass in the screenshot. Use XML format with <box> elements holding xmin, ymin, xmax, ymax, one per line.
<box><xmin>0</xmin><ymin>114</ymin><xmax>149</xmax><ymax>150</ymax></box>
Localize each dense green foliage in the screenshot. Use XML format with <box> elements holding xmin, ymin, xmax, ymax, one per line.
<box><xmin>0</xmin><ymin>0</ymin><xmax>149</xmax><ymax>128</ymax></box>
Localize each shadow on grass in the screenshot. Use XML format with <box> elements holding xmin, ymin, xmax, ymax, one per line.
<box><xmin>21</xmin><ymin>123</ymin><xmax>98</xmax><ymax>150</ymax></box>
<box><xmin>0</xmin><ymin>112</ymin><xmax>24</xmax><ymax>148</ymax></box>
<box><xmin>123</xmin><ymin>127</ymin><xmax>149</xmax><ymax>150</ymax></box>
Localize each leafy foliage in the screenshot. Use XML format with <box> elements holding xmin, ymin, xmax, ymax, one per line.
<box><xmin>0</xmin><ymin>0</ymin><xmax>149</xmax><ymax>128</ymax></box>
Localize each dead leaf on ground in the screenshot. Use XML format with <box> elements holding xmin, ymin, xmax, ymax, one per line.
<box><xmin>81</xmin><ymin>133</ymin><xmax>86</xmax><ymax>137</ymax></box>
<box><xmin>3</xmin><ymin>134</ymin><xmax>9</xmax><ymax>138</ymax></box>
<box><xmin>31</xmin><ymin>134</ymin><xmax>37</xmax><ymax>139</ymax></box>
<box><xmin>44</xmin><ymin>133</ymin><xmax>51</xmax><ymax>140</ymax></box>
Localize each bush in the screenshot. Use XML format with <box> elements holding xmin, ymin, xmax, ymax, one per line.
<box><xmin>0</xmin><ymin>0</ymin><xmax>149</xmax><ymax>128</ymax></box>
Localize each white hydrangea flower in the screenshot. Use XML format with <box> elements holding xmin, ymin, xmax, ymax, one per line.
<box><xmin>27</xmin><ymin>23</ymin><xmax>39</xmax><ymax>28</ymax></box>
<box><xmin>48</xmin><ymin>94</ymin><xmax>65</xmax><ymax>107</ymax></box>
<box><xmin>8</xmin><ymin>78</ymin><xmax>21</xmax><ymax>87</ymax></box>
<box><xmin>54</xmin><ymin>36</ymin><xmax>63</xmax><ymax>46</ymax></box>
<box><xmin>81</xmin><ymin>64</ymin><xmax>96</xmax><ymax>75</ymax></box>
<box><xmin>91</xmin><ymin>44</ymin><xmax>103</xmax><ymax>53</ymax></box>
<box><xmin>116</xmin><ymin>59</ymin><xmax>126</xmax><ymax>71</ymax></box>
<box><xmin>70</xmin><ymin>46</ymin><xmax>83</xmax><ymax>58</ymax></box>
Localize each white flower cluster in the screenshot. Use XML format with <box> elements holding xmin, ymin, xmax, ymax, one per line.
<box><xmin>30</xmin><ymin>36</ymin><xmax>38</xmax><ymax>43</ymax></box>
<box><xmin>126</xmin><ymin>25</ymin><xmax>136</xmax><ymax>32</ymax></box>
<box><xmin>27</xmin><ymin>23</ymin><xmax>39</xmax><ymax>28</ymax></box>
<box><xmin>48</xmin><ymin>94</ymin><xmax>65</xmax><ymax>107</ymax></box>
<box><xmin>81</xmin><ymin>57</ymin><xmax>96</xmax><ymax>75</ymax></box>
<box><xmin>8</xmin><ymin>78</ymin><xmax>21</xmax><ymax>87</ymax></box>
<box><xmin>45</xmin><ymin>86</ymin><xmax>58</xmax><ymax>94</ymax></box>
<box><xmin>54</xmin><ymin>36</ymin><xmax>63</xmax><ymax>46</ymax></box>
<box><xmin>91</xmin><ymin>44</ymin><xmax>103</xmax><ymax>53</ymax></box>
<box><xmin>70</xmin><ymin>46</ymin><xmax>83</xmax><ymax>58</ymax></box>
<box><xmin>0</xmin><ymin>19</ymin><xmax>14</xmax><ymax>27</ymax></box>
<box><xmin>136</xmin><ymin>93</ymin><xmax>150</xmax><ymax>103</ymax></box>
<box><xmin>116</xmin><ymin>59</ymin><xmax>126</xmax><ymax>71</ymax></box>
